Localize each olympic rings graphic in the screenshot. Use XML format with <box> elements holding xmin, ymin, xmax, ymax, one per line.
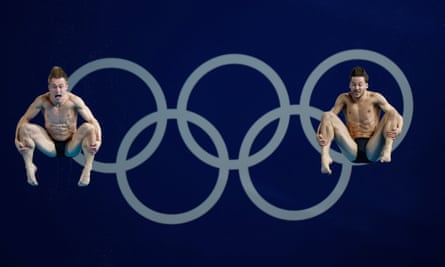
<box><xmin>69</xmin><ymin>49</ymin><xmax>413</xmax><ymax>224</ymax></box>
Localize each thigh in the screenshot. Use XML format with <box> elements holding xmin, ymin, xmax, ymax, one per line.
<box><xmin>65</xmin><ymin>123</ymin><xmax>92</xmax><ymax>157</ymax></box>
<box><xmin>65</xmin><ymin>132</ymin><xmax>83</xmax><ymax>157</ymax></box>
<box><xmin>23</xmin><ymin>124</ymin><xmax>57</xmax><ymax>157</ymax></box>
<box><xmin>330</xmin><ymin>116</ymin><xmax>358</xmax><ymax>161</ymax></box>
<box><xmin>366</xmin><ymin>121</ymin><xmax>385</xmax><ymax>161</ymax></box>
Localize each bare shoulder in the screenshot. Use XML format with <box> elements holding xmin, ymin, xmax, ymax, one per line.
<box><xmin>337</xmin><ymin>92</ymin><xmax>352</xmax><ymax>103</ymax></box>
<box><xmin>33</xmin><ymin>93</ymin><xmax>51</xmax><ymax>107</ymax></box>
<box><xmin>368</xmin><ymin>90</ymin><xmax>384</xmax><ymax>98</ymax></box>
<box><xmin>67</xmin><ymin>92</ymin><xmax>86</xmax><ymax>107</ymax></box>
<box><xmin>367</xmin><ymin>91</ymin><xmax>387</xmax><ymax>103</ymax></box>
<box><xmin>330</xmin><ymin>93</ymin><xmax>349</xmax><ymax>113</ymax></box>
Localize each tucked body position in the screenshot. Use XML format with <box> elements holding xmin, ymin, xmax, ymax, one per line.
<box><xmin>15</xmin><ymin>66</ymin><xmax>102</xmax><ymax>186</ymax></box>
<box><xmin>317</xmin><ymin>66</ymin><xmax>403</xmax><ymax>174</ymax></box>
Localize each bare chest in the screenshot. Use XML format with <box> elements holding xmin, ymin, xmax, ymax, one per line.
<box><xmin>43</xmin><ymin>103</ymin><xmax>77</xmax><ymax>124</ymax></box>
<box><xmin>344</xmin><ymin>99</ymin><xmax>381</xmax><ymax>129</ymax></box>
<box><xmin>346</xmin><ymin>102</ymin><xmax>375</xmax><ymax>119</ymax></box>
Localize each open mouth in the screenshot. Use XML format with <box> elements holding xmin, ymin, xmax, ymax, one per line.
<box><xmin>55</xmin><ymin>94</ymin><xmax>62</xmax><ymax>99</ymax></box>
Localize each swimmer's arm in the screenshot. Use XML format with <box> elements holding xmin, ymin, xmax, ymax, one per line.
<box><xmin>73</xmin><ymin>95</ymin><xmax>102</xmax><ymax>143</ymax></box>
<box><xmin>330</xmin><ymin>93</ymin><xmax>347</xmax><ymax>115</ymax></box>
<box><xmin>374</xmin><ymin>93</ymin><xmax>395</xmax><ymax>113</ymax></box>
<box><xmin>317</xmin><ymin>94</ymin><xmax>346</xmax><ymax>144</ymax></box>
<box><xmin>375</xmin><ymin>93</ymin><xmax>404</xmax><ymax>135</ymax></box>
<box><xmin>15</xmin><ymin>95</ymin><xmax>44</xmax><ymax>142</ymax></box>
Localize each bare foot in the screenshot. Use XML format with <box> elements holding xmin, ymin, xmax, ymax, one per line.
<box><xmin>379</xmin><ymin>148</ymin><xmax>392</xmax><ymax>163</ymax></box>
<box><xmin>26</xmin><ymin>164</ymin><xmax>38</xmax><ymax>186</ymax></box>
<box><xmin>321</xmin><ymin>154</ymin><xmax>333</xmax><ymax>174</ymax></box>
<box><xmin>78</xmin><ymin>168</ymin><xmax>91</xmax><ymax>187</ymax></box>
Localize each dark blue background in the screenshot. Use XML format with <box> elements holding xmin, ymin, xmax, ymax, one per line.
<box><xmin>3</xmin><ymin>0</ymin><xmax>445</xmax><ymax>266</ymax></box>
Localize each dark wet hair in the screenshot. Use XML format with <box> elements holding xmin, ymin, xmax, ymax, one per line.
<box><xmin>350</xmin><ymin>66</ymin><xmax>369</xmax><ymax>82</ymax></box>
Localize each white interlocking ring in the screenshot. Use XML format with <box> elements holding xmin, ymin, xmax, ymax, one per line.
<box><xmin>69</xmin><ymin>50</ymin><xmax>413</xmax><ymax>224</ymax></box>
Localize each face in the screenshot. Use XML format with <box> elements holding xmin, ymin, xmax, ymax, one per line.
<box><xmin>349</xmin><ymin>76</ymin><xmax>368</xmax><ymax>100</ymax></box>
<box><xmin>48</xmin><ymin>77</ymin><xmax>68</xmax><ymax>105</ymax></box>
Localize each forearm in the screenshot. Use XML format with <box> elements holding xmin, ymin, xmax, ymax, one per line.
<box><xmin>398</xmin><ymin>113</ymin><xmax>404</xmax><ymax>130</ymax></box>
<box><xmin>93</xmin><ymin>119</ymin><xmax>102</xmax><ymax>142</ymax></box>
<box><xmin>15</xmin><ymin>117</ymin><xmax>28</xmax><ymax>141</ymax></box>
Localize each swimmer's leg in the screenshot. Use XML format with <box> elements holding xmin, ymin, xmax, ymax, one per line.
<box><xmin>380</xmin><ymin>140</ymin><xmax>393</xmax><ymax>163</ymax></box>
<box><xmin>17</xmin><ymin>123</ymin><xmax>57</xmax><ymax>186</ymax></box>
<box><xmin>317</xmin><ymin>112</ymin><xmax>357</xmax><ymax>174</ymax></box>
<box><xmin>367</xmin><ymin>110</ymin><xmax>403</xmax><ymax>162</ymax></box>
<box><xmin>321</xmin><ymin>146</ymin><xmax>333</xmax><ymax>175</ymax></box>
<box><xmin>67</xmin><ymin>123</ymin><xmax>98</xmax><ymax>186</ymax></box>
<box><xmin>22</xmin><ymin>142</ymin><xmax>38</xmax><ymax>186</ymax></box>
<box><xmin>78</xmin><ymin>143</ymin><xmax>93</xmax><ymax>187</ymax></box>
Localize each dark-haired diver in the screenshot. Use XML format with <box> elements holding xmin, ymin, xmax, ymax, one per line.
<box><xmin>317</xmin><ymin>66</ymin><xmax>403</xmax><ymax>174</ymax></box>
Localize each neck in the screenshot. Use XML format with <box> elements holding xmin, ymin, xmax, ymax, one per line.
<box><xmin>52</xmin><ymin>98</ymin><xmax>64</xmax><ymax>107</ymax></box>
<box><xmin>350</xmin><ymin>91</ymin><xmax>366</xmax><ymax>102</ymax></box>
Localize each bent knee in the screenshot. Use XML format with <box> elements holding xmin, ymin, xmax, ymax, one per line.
<box><xmin>384</xmin><ymin>111</ymin><xmax>395</xmax><ymax>122</ymax></box>
<box><xmin>19</xmin><ymin>123</ymin><xmax>37</xmax><ymax>137</ymax></box>
<box><xmin>79</xmin><ymin>123</ymin><xmax>95</xmax><ymax>135</ymax></box>
<box><xmin>321</xmin><ymin>111</ymin><xmax>336</xmax><ymax>121</ymax></box>
<box><xmin>385</xmin><ymin>109</ymin><xmax>401</xmax><ymax>120</ymax></box>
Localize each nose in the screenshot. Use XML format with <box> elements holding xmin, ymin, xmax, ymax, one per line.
<box><xmin>56</xmin><ymin>85</ymin><xmax>64</xmax><ymax>92</ymax></box>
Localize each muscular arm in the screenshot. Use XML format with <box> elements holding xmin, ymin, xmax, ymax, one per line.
<box><xmin>317</xmin><ymin>94</ymin><xmax>345</xmax><ymax>132</ymax></box>
<box><xmin>374</xmin><ymin>93</ymin><xmax>404</xmax><ymax>137</ymax></box>
<box><xmin>374</xmin><ymin>93</ymin><xmax>395</xmax><ymax>113</ymax></box>
<box><xmin>72</xmin><ymin>95</ymin><xmax>102</xmax><ymax>143</ymax></box>
<box><xmin>15</xmin><ymin>95</ymin><xmax>44</xmax><ymax>143</ymax></box>
<box><xmin>316</xmin><ymin>94</ymin><xmax>346</xmax><ymax>144</ymax></box>
<box><xmin>330</xmin><ymin>94</ymin><xmax>347</xmax><ymax>115</ymax></box>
